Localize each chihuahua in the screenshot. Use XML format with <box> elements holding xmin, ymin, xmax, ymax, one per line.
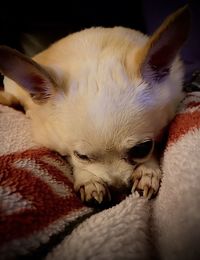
<box><xmin>0</xmin><ymin>6</ymin><xmax>190</xmax><ymax>203</ymax></box>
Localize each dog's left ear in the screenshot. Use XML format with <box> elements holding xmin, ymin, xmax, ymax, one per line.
<box><xmin>135</xmin><ymin>5</ymin><xmax>190</xmax><ymax>83</ymax></box>
<box><xmin>0</xmin><ymin>46</ymin><xmax>57</xmax><ymax>102</ymax></box>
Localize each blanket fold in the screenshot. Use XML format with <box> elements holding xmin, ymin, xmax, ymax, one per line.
<box><xmin>47</xmin><ymin>195</ymin><xmax>153</xmax><ymax>260</ymax></box>
<box><xmin>153</xmin><ymin>93</ymin><xmax>200</xmax><ymax>260</ymax></box>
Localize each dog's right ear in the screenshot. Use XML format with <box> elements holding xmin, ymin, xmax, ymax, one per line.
<box><xmin>132</xmin><ymin>5</ymin><xmax>190</xmax><ymax>83</ymax></box>
<box><xmin>0</xmin><ymin>46</ymin><xmax>57</xmax><ymax>102</ymax></box>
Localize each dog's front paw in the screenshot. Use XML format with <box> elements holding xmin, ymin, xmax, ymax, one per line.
<box><xmin>131</xmin><ymin>163</ymin><xmax>162</xmax><ymax>199</ymax></box>
<box><xmin>78</xmin><ymin>181</ymin><xmax>111</xmax><ymax>204</ymax></box>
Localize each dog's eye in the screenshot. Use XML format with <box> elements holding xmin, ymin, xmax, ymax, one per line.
<box><xmin>127</xmin><ymin>140</ymin><xmax>154</xmax><ymax>161</ymax></box>
<box><xmin>74</xmin><ymin>151</ymin><xmax>90</xmax><ymax>161</ymax></box>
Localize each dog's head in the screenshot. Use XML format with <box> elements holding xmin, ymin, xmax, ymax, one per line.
<box><xmin>0</xmin><ymin>6</ymin><xmax>190</xmax><ymax>187</ymax></box>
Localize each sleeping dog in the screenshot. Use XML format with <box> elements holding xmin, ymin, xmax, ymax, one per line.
<box><xmin>0</xmin><ymin>6</ymin><xmax>190</xmax><ymax>203</ymax></box>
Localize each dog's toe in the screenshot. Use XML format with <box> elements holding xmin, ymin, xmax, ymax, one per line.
<box><xmin>78</xmin><ymin>181</ymin><xmax>110</xmax><ymax>204</ymax></box>
<box><xmin>131</xmin><ymin>165</ymin><xmax>161</xmax><ymax>199</ymax></box>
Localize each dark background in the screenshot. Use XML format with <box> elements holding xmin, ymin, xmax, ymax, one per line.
<box><xmin>0</xmin><ymin>0</ymin><xmax>200</xmax><ymax>81</ymax></box>
<box><xmin>0</xmin><ymin>1</ymin><xmax>145</xmax><ymax>54</ymax></box>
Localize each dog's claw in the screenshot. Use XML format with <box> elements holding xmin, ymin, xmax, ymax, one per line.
<box><xmin>131</xmin><ymin>179</ymin><xmax>139</xmax><ymax>193</ymax></box>
<box><xmin>78</xmin><ymin>181</ymin><xmax>110</xmax><ymax>204</ymax></box>
<box><xmin>147</xmin><ymin>188</ymin><xmax>154</xmax><ymax>199</ymax></box>
<box><xmin>92</xmin><ymin>191</ymin><xmax>99</xmax><ymax>202</ymax></box>
<box><xmin>143</xmin><ymin>185</ymin><xmax>149</xmax><ymax>198</ymax></box>
<box><xmin>99</xmin><ymin>191</ymin><xmax>104</xmax><ymax>204</ymax></box>
<box><xmin>80</xmin><ymin>187</ymin><xmax>85</xmax><ymax>201</ymax></box>
<box><xmin>131</xmin><ymin>164</ymin><xmax>162</xmax><ymax>199</ymax></box>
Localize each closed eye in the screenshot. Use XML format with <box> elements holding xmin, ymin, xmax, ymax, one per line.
<box><xmin>74</xmin><ymin>151</ymin><xmax>91</xmax><ymax>161</ymax></box>
<box><xmin>126</xmin><ymin>139</ymin><xmax>154</xmax><ymax>164</ymax></box>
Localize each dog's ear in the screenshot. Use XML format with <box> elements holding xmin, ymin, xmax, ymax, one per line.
<box><xmin>135</xmin><ymin>5</ymin><xmax>190</xmax><ymax>83</ymax></box>
<box><xmin>0</xmin><ymin>46</ymin><xmax>57</xmax><ymax>102</ymax></box>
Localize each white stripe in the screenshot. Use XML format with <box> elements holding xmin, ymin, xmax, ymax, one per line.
<box><xmin>0</xmin><ymin>186</ymin><xmax>33</xmax><ymax>216</ymax></box>
<box><xmin>14</xmin><ymin>159</ymin><xmax>74</xmax><ymax>198</ymax></box>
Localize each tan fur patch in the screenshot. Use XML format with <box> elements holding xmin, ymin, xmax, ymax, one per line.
<box><xmin>0</xmin><ymin>91</ymin><xmax>19</xmax><ymax>106</ymax></box>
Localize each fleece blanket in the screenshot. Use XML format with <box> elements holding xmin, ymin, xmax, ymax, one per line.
<box><xmin>0</xmin><ymin>105</ymin><xmax>95</xmax><ymax>259</ymax></box>
<box><xmin>47</xmin><ymin>92</ymin><xmax>200</xmax><ymax>260</ymax></box>
<box><xmin>0</xmin><ymin>92</ymin><xmax>200</xmax><ymax>260</ymax></box>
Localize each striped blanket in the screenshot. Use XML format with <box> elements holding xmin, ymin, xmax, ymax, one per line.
<box><xmin>0</xmin><ymin>92</ymin><xmax>200</xmax><ymax>260</ymax></box>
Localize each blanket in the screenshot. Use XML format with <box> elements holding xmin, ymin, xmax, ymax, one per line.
<box><xmin>0</xmin><ymin>92</ymin><xmax>200</xmax><ymax>260</ymax></box>
<box><xmin>0</xmin><ymin>105</ymin><xmax>94</xmax><ymax>259</ymax></box>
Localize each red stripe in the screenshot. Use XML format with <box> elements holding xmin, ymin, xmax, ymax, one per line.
<box><xmin>167</xmin><ymin>110</ymin><xmax>200</xmax><ymax>145</ymax></box>
<box><xmin>0</xmin><ymin>148</ymin><xmax>88</xmax><ymax>245</ymax></box>
<box><xmin>187</xmin><ymin>101</ymin><xmax>200</xmax><ymax>109</ymax></box>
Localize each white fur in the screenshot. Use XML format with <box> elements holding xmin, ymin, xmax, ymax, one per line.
<box><xmin>2</xmin><ymin>25</ymin><xmax>185</xmax><ymax>202</ymax></box>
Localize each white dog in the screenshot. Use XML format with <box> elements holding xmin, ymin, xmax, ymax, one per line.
<box><xmin>0</xmin><ymin>6</ymin><xmax>190</xmax><ymax>203</ymax></box>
